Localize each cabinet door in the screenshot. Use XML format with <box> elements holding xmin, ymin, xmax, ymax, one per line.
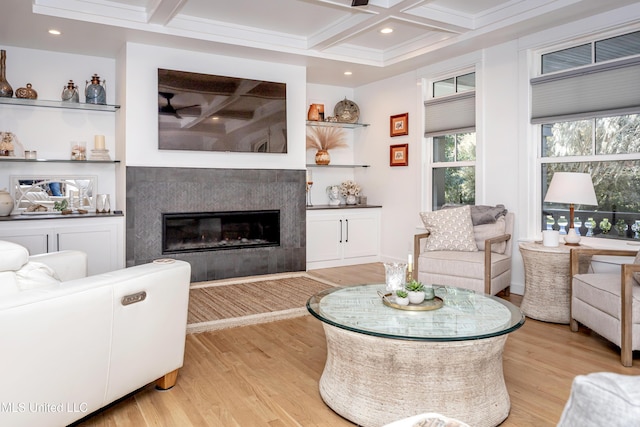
<box><xmin>0</xmin><ymin>228</ymin><xmax>50</xmax><ymax>255</ymax></box>
<box><xmin>56</xmin><ymin>223</ymin><xmax>119</xmax><ymax>276</ymax></box>
<box><xmin>307</xmin><ymin>213</ymin><xmax>342</xmax><ymax>263</ymax></box>
<box><xmin>342</xmin><ymin>212</ymin><xmax>380</xmax><ymax>260</ymax></box>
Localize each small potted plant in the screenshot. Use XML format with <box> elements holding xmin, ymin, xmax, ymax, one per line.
<box><xmin>405</xmin><ymin>280</ymin><xmax>425</xmax><ymax>304</ymax></box>
<box><xmin>395</xmin><ymin>289</ymin><xmax>409</xmax><ymax>306</ymax></box>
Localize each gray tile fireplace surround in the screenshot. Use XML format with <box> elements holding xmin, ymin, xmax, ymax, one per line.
<box><xmin>126</xmin><ymin>166</ymin><xmax>306</xmax><ymax>282</ymax></box>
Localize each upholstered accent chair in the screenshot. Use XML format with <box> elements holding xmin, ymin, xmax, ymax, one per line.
<box><xmin>413</xmin><ymin>205</ymin><xmax>514</xmax><ymax>295</ymax></box>
<box><xmin>569</xmin><ymin>247</ymin><xmax>640</xmax><ymax>367</ymax></box>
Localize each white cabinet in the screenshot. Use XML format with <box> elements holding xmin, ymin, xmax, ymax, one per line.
<box><xmin>307</xmin><ymin>208</ymin><xmax>381</xmax><ymax>269</ymax></box>
<box><xmin>0</xmin><ymin>216</ymin><xmax>124</xmax><ymax>275</ymax></box>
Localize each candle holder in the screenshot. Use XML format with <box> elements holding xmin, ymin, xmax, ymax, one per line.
<box><xmin>306</xmin><ymin>170</ymin><xmax>313</xmax><ymax>207</ymax></box>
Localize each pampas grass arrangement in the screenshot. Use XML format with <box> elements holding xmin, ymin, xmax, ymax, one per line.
<box><xmin>306</xmin><ymin>126</ymin><xmax>348</xmax><ymax>151</ymax></box>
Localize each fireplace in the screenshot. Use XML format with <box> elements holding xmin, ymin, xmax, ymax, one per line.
<box><xmin>126</xmin><ymin>166</ymin><xmax>306</xmax><ymax>282</ymax></box>
<box><xmin>163</xmin><ymin>210</ymin><xmax>280</xmax><ymax>254</ymax></box>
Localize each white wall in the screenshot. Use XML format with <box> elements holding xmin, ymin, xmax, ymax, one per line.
<box><xmin>353</xmin><ymin>72</ymin><xmax>421</xmax><ymax>264</ymax></box>
<box><xmin>121</xmin><ymin>43</ymin><xmax>306</xmax><ymax>171</ymax></box>
<box><xmin>0</xmin><ymin>45</ymin><xmax>117</xmax><ymax>206</ymax></box>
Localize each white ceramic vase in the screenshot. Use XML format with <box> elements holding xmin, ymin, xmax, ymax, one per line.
<box><xmin>0</xmin><ymin>189</ymin><xmax>14</xmax><ymax>216</ymax></box>
<box><xmin>408</xmin><ymin>291</ymin><xmax>425</xmax><ymax>304</ymax></box>
<box><xmin>395</xmin><ymin>296</ymin><xmax>409</xmax><ymax>306</ymax></box>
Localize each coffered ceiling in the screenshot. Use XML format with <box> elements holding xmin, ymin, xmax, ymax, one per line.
<box><xmin>1</xmin><ymin>0</ymin><xmax>639</xmax><ymax>87</ymax></box>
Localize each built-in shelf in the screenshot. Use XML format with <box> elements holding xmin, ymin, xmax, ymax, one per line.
<box><xmin>306</xmin><ymin>163</ymin><xmax>370</xmax><ymax>168</ymax></box>
<box><xmin>0</xmin><ymin>158</ymin><xmax>119</xmax><ymax>164</ymax></box>
<box><xmin>0</xmin><ymin>97</ymin><xmax>120</xmax><ymax>112</ymax></box>
<box><xmin>306</xmin><ymin>120</ymin><xmax>369</xmax><ymax>128</ymax></box>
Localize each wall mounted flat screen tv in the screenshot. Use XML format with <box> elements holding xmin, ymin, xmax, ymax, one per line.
<box><xmin>158</xmin><ymin>68</ymin><xmax>287</xmax><ymax>153</ymax></box>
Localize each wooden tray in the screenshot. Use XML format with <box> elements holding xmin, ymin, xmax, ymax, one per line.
<box><xmin>378</xmin><ymin>291</ymin><xmax>444</xmax><ymax>311</ymax></box>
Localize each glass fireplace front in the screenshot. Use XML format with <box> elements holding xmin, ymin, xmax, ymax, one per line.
<box><xmin>162</xmin><ymin>210</ymin><xmax>280</xmax><ymax>254</ymax></box>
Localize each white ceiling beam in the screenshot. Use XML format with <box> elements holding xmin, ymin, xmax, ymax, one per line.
<box><xmin>147</xmin><ymin>0</ymin><xmax>187</xmax><ymax>25</ymax></box>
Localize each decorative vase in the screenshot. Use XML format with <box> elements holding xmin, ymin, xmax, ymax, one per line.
<box><xmin>615</xmin><ymin>219</ymin><xmax>628</xmax><ymax>236</ymax></box>
<box><xmin>346</xmin><ymin>194</ymin><xmax>357</xmax><ymax>205</ymax></box>
<box><xmin>61</xmin><ymin>80</ymin><xmax>79</xmax><ymax>103</ymax></box>
<box><xmin>599</xmin><ymin>218</ymin><xmax>611</xmax><ymax>234</ymax></box>
<box><xmin>408</xmin><ymin>291</ymin><xmax>426</xmax><ymax>305</ymax></box>
<box><xmin>315</xmin><ymin>149</ymin><xmax>330</xmax><ymax>165</ymax></box>
<box><xmin>0</xmin><ymin>188</ymin><xmax>14</xmax><ymax>216</ymax></box>
<box><xmin>545</xmin><ymin>215</ymin><xmax>555</xmax><ymax>230</ymax></box>
<box><xmin>307</xmin><ymin>104</ymin><xmax>319</xmax><ymax>121</ymax></box>
<box><xmin>0</xmin><ymin>50</ymin><xmax>13</xmax><ymax>98</ymax></box>
<box><xmin>384</xmin><ymin>262</ymin><xmax>407</xmax><ymax>292</ymax></box>
<box><xmin>573</xmin><ymin>217</ymin><xmax>582</xmax><ymax>236</ymax></box>
<box><xmin>585</xmin><ymin>217</ymin><xmax>596</xmax><ymax>237</ymax></box>
<box><xmin>15</xmin><ymin>83</ymin><xmax>37</xmax><ymax>99</ymax></box>
<box><xmin>85</xmin><ymin>73</ymin><xmax>106</xmax><ymax>104</ymax></box>
<box><xmin>395</xmin><ymin>294</ymin><xmax>409</xmax><ymax>306</ymax></box>
<box><xmin>632</xmin><ymin>220</ymin><xmax>640</xmax><ymax>239</ymax></box>
<box><xmin>557</xmin><ymin>216</ymin><xmax>568</xmax><ymax>235</ymax></box>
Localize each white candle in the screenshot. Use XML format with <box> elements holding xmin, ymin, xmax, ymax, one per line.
<box><xmin>407</xmin><ymin>254</ymin><xmax>412</xmax><ymax>265</ymax></box>
<box><xmin>94</xmin><ymin>135</ymin><xmax>106</xmax><ymax>150</ymax></box>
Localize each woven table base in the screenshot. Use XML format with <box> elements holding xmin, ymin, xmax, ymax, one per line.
<box><xmin>319</xmin><ymin>324</ymin><xmax>510</xmax><ymax>427</ymax></box>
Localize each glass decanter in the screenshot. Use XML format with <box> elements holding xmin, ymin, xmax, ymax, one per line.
<box><xmin>545</xmin><ymin>215</ymin><xmax>555</xmax><ymax>230</ymax></box>
<box><xmin>632</xmin><ymin>220</ymin><xmax>640</xmax><ymax>239</ymax></box>
<box><xmin>615</xmin><ymin>219</ymin><xmax>628</xmax><ymax>237</ymax></box>
<box><xmin>557</xmin><ymin>216</ymin><xmax>568</xmax><ymax>235</ymax></box>
<box><xmin>573</xmin><ymin>216</ymin><xmax>582</xmax><ymax>236</ymax></box>
<box><xmin>585</xmin><ymin>217</ymin><xmax>596</xmax><ymax>237</ymax></box>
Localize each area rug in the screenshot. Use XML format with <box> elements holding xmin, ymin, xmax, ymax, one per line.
<box><xmin>186</xmin><ymin>272</ymin><xmax>338</xmax><ymax>334</ymax></box>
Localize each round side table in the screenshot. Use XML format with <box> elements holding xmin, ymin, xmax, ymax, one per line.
<box><xmin>519</xmin><ymin>241</ymin><xmax>591</xmax><ymax>324</ymax></box>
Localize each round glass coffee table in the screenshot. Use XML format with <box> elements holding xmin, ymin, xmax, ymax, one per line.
<box><xmin>307</xmin><ymin>284</ymin><xmax>524</xmax><ymax>427</ymax></box>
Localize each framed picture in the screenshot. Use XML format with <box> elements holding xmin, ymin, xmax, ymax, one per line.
<box><xmin>390</xmin><ymin>113</ymin><xmax>408</xmax><ymax>137</ymax></box>
<box><xmin>390</xmin><ymin>143</ymin><xmax>408</xmax><ymax>166</ymax></box>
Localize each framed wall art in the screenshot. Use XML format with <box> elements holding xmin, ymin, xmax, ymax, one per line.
<box><xmin>390</xmin><ymin>143</ymin><xmax>408</xmax><ymax>167</ymax></box>
<box><xmin>390</xmin><ymin>113</ymin><xmax>408</xmax><ymax>137</ymax></box>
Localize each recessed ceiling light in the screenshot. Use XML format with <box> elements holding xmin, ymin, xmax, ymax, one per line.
<box><xmin>344</xmin><ymin>71</ymin><xmax>353</xmax><ymax>76</ymax></box>
<box><xmin>380</xmin><ymin>28</ymin><xmax>393</xmax><ymax>34</ymax></box>
<box><xmin>211</xmin><ymin>116</ymin><xmax>219</xmax><ymax>120</ymax></box>
<box><xmin>48</xmin><ymin>29</ymin><xmax>61</xmax><ymax>35</ymax></box>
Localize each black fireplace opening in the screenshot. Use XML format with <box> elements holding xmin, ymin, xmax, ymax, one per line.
<box><xmin>162</xmin><ymin>210</ymin><xmax>280</xmax><ymax>254</ymax></box>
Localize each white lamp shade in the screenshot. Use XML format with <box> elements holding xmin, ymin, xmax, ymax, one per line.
<box><xmin>544</xmin><ymin>172</ymin><xmax>598</xmax><ymax>206</ymax></box>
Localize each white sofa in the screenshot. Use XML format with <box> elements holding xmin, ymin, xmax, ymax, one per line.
<box><xmin>0</xmin><ymin>240</ymin><xmax>191</xmax><ymax>427</ymax></box>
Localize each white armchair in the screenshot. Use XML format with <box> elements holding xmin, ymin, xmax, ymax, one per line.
<box><xmin>569</xmin><ymin>247</ymin><xmax>640</xmax><ymax>367</ymax></box>
<box><xmin>0</xmin><ymin>240</ymin><xmax>191</xmax><ymax>427</ymax></box>
<box><xmin>413</xmin><ymin>205</ymin><xmax>514</xmax><ymax>295</ymax></box>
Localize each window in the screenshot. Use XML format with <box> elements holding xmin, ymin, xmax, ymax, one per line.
<box><xmin>425</xmin><ymin>72</ymin><xmax>476</xmax><ymax>210</ymax></box>
<box><xmin>535</xmin><ymin>30</ymin><xmax>640</xmax><ymax>240</ymax></box>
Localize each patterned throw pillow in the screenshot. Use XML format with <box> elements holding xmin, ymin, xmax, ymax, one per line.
<box><xmin>419</xmin><ymin>205</ymin><xmax>478</xmax><ymax>252</ymax></box>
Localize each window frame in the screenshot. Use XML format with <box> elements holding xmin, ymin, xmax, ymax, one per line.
<box><xmin>422</xmin><ymin>67</ymin><xmax>477</xmax><ymax>212</ymax></box>
<box><xmin>532</xmin><ymin>28</ymin><xmax>640</xmax><ymax>242</ymax></box>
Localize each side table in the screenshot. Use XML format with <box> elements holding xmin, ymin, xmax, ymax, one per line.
<box><xmin>519</xmin><ymin>241</ymin><xmax>591</xmax><ymax>324</ymax></box>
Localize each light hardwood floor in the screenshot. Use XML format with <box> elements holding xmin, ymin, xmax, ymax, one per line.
<box><xmin>75</xmin><ymin>263</ymin><xmax>639</xmax><ymax>427</ymax></box>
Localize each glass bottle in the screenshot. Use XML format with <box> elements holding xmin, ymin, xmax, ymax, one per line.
<box><xmin>557</xmin><ymin>215</ymin><xmax>568</xmax><ymax>235</ymax></box>
<box><xmin>599</xmin><ymin>218</ymin><xmax>611</xmax><ymax>234</ymax></box>
<box><xmin>632</xmin><ymin>220</ymin><xmax>640</xmax><ymax>239</ymax></box>
<box><xmin>545</xmin><ymin>215</ymin><xmax>555</xmax><ymax>230</ymax></box>
<box><xmin>585</xmin><ymin>217</ymin><xmax>596</xmax><ymax>237</ymax></box>
<box><xmin>573</xmin><ymin>217</ymin><xmax>582</xmax><ymax>236</ymax></box>
<box><xmin>615</xmin><ymin>219</ymin><xmax>628</xmax><ymax>237</ymax></box>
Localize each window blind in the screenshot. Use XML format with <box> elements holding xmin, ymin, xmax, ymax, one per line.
<box><xmin>424</xmin><ymin>91</ymin><xmax>475</xmax><ymax>137</ymax></box>
<box><xmin>531</xmin><ymin>56</ymin><xmax>640</xmax><ymax>124</ymax></box>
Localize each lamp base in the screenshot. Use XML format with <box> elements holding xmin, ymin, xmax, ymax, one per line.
<box><xmin>564</xmin><ymin>228</ymin><xmax>581</xmax><ymax>246</ymax></box>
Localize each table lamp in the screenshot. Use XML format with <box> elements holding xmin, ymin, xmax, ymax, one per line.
<box><xmin>544</xmin><ymin>172</ymin><xmax>597</xmax><ymax>245</ymax></box>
